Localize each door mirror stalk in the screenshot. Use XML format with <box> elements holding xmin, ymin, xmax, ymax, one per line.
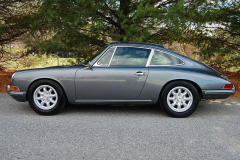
<box><xmin>84</xmin><ymin>61</ymin><xmax>92</xmax><ymax>70</ymax></box>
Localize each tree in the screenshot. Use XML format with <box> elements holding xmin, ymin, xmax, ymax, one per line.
<box><xmin>0</xmin><ymin>0</ymin><xmax>40</xmax><ymax>68</ymax></box>
<box><xmin>33</xmin><ymin>0</ymin><xmax>239</xmax><ymax>60</ymax></box>
<box><xmin>177</xmin><ymin>0</ymin><xmax>240</xmax><ymax>58</ymax></box>
<box><xmin>0</xmin><ymin>0</ymin><xmax>40</xmax><ymax>45</ymax></box>
<box><xmin>1</xmin><ymin>0</ymin><xmax>239</xmax><ymax>67</ymax></box>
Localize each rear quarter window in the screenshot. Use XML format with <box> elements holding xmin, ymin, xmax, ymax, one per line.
<box><xmin>150</xmin><ymin>50</ymin><xmax>184</xmax><ymax>65</ymax></box>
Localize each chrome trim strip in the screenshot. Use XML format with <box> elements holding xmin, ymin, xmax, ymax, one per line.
<box><xmin>7</xmin><ymin>85</ymin><xmax>10</xmax><ymax>92</ymax></box>
<box><xmin>203</xmin><ymin>90</ymin><xmax>235</xmax><ymax>94</ymax></box>
<box><xmin>108</xmin><ymin>47</ymin><xmax>117</xmax><ymax>66</ymax></box>
<box><xmin>8</xmin><ymin>91</ymin><xmax>25</xmax><ymax>95</ymax></box>
<box><xmin>11</xmin><ymin>73</ymin><xmax>15</xmax><ymax>83</ymax></box>
<box><xmin>75</xmin><ymin>100</ymin><xmax>152</xmax><ymax>103</ymax></box>
<box><xmin>109</xmin><ymin>45</ymin><xmax>154</xmax><ymax>50</ymax></box>
<box><xmin>146</xmin><ymin>49</ymin><xmax>154</xmax><ymax>67</ymax></box>
<box><xmin>148</xmin><ymin>64</ymin><xmax>184</xmax><ymax>67</ymax></box>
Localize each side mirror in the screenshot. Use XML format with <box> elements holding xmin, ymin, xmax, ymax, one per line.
<box><xmin>84</xmin><ymin>61</ymin><xmax>92</xmax><ymax>70</ymax></box>
<box><xmin>88</xmin><ymin>61</ymin><xmax>92</xmax><ymax>69</ymax></box>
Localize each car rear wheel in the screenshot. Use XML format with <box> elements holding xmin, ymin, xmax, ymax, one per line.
<box><xmin>28</xmin><ymin>80</ymin><xmax>66</xmax><ymax>115</ymax></box>
<box><xmin>160</xmin><ymin>81</ymin><xmax>199</xmax><ymax>118</ymax></box>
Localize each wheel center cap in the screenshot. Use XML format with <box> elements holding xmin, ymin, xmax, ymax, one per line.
<box><xmin>177</xmin><ymin>97</ymin><xmax>182</xmax><ymax>101</ymax></box>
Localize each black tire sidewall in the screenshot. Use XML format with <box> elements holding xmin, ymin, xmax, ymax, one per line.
<box><xmin>161</xmin><ymin>81</ymin><xmax>199</xmax><ymax>118</ymax></box>
<box><xmin>28</xmin><ymin>80</ymin><xmax>66</xmax><ymax>115</ymax></box>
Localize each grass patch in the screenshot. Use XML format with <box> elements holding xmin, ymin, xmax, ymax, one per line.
<box><xmin>1</xmin><ymin>54</ymin><xmax>78</xmax><ymax>70</ymax></box>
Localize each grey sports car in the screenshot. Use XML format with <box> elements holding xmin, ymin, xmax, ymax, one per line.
<box><xmin>7</xmin><ymin>42</ymin><xmax>235</xmax><ymax>117</ymax></box>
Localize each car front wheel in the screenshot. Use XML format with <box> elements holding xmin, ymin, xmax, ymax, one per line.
<box><xmin>160</xmin><ymin>81</ymin><xmax>199</xmax><ymax>118</ymax></box>
<box><xmin>28</xmin><ymin>80</ymin><xmax>66</xmax><ymax>115</ymax></box>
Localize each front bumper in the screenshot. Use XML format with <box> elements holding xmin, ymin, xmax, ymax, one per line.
<box><xmin>202</xmin><ymin>85</ymin><xmax>236</xmax><ymax>99</ymax></box>
<box><xmin>7</xmin><ymin>85</ymin><xmax>27</xmax><ymax>102</ymax></box>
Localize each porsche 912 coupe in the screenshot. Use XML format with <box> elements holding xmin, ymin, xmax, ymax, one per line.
<box><xmin>7</xmin><ymin>42</ymin><xmax>235</xmax><ymax>117</ymax></box>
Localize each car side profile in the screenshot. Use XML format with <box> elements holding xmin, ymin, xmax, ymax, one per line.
<box><xmin>7</xmin><ymin>42</ymin><xmax>235</xmax><ymax>117</ymax></box>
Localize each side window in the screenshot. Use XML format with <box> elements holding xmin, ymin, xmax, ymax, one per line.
<box><xmin>97</xmin><ymin>47</ymin><xmax>116</xmax><ymax>66</ymax></box>
<box><xmin>110</xmin><ymin>47</ymin><xmax>151</xmax><ymax>66</ymax></box>
<box><xmin>150</xmin><ymin>50</ymin><xmax>183</xmax><ymax>65</ymax></box>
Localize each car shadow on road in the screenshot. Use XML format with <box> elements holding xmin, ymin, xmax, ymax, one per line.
<box><xmin>7</xmin><ymin>97</ymin><xmax>239</xmax><ymax>118</ymax></box>
<box><xmin>61</xmin><ymin>99</ymin><xmax>240</xmax><ymax>117</ymax></box>
<box><xmin>60</xmin><ymin>98</ymin><xmax>239</xmax><ymax>118</ymax></box>
<box><xmin>61</xmin><ymin>104</ymin><xmax>166</xmax><ymax>117</ymax></box>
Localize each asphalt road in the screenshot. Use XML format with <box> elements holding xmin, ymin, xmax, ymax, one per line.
<box><xmin>1</xmin><ymin>93</ymin><xmax>240</xmax><ymax>160</ymax></box>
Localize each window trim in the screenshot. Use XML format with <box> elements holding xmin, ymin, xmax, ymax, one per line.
<box><xmin>94</xmin><ymin>45</ymin><xmax>153</xmax><ymax>67</ymax></box>
<box><xmin>147</xmin><ymin>49</ymin><xmax>185</xmax><ymax>67</ymax></box>
<box><xmin>146</xmin><ymin>49</ymin><xmax>154</xmax><ymax>67</ymax></box>
<box><xmin>94</xmin><ymin>47</ymin><xmax>116</xmax><ymax>66</ymax></box>
<box><xmin>108</xmin><ymin>47</ymin><xmax>117</xmax><ymax>66</ymax></box>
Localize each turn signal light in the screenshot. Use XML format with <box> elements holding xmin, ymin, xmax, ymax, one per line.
<box><xmin>223</xmin><ymin>84</ymin><xmax>234</xmax><ymax>89</ymax></box>
<box><xmin>10</xmin><ymin>86</ymin><xmax>20</xmax><ymax>91</ymax></box>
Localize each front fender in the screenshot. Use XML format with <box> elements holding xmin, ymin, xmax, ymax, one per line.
<box><xmin>11</xmin><ymin>67</ymin><xmax>79</xmax><ymax>103</ymax></box>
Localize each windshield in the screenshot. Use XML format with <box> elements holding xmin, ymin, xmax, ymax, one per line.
<box><xmin>83</xmin><ymin>45</ymin><xmax>108</xmax><ymax>64</ymax></box>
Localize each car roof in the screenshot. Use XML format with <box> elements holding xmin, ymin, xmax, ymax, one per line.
<box><xmin>109</xmin><ymin>42</ymin><xmax>186</xmax><ymax>59</ymax></box>
<box><xmin>109</xmin><ymin>42</ymin><xmax>164</xmax><ymax>49</ymax></box>
<box><xmin>109</xmin><ymin>42</ymin><xmax>197</xmax><ymax>60</ymax></box>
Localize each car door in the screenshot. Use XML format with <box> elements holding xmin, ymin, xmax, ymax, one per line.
<box><xmin>75</xmin><ymin>46</ymin><xmax>152</xmax><ymax>101</ymax></box>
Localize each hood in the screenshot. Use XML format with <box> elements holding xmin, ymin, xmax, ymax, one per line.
<box><xmin>15</xmin><ymin>65</ymin><xmax>84</xmax><ymax>73</ymax></box>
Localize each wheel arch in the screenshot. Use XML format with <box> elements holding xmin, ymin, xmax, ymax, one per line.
<box><xmin>158</xmin><ymin>79</ymin><xmax>202</xmax><ymax>103</ymax></box>
<box><xmin>26</xmin><ymin>78</ymin><xmax>68</xmax><ymax>102</ymax></box>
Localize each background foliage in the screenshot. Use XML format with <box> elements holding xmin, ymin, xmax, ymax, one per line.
<box><xmin>0</xmin><ymin>0</ymin><xmax>239</xmax><ymax>70</ymax></box>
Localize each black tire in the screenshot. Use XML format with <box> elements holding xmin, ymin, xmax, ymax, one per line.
<box><xmin>160</xmin><ymin>81</ymin><xmax>199</xmax><ymax>118</ymax></box>
<box><xmin>28</xmin><ymin>79</ymin><xmax>66</xmax><ymax>115</ymax></box>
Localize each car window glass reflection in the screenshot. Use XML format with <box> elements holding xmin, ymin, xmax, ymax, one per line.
<box><xmin>97</xmin><ymin>47</ymin><xmax>116</xmax><ymax>66</ymax></box>
<box><xmin>150</xmin><ymin>50</ymin><xmax>183</xmax><ymax>65</ymax></box>
<box><xmin>110</xmin><ymin>47</ymin><xmax>151</xmax><ymax>66</ymax></box>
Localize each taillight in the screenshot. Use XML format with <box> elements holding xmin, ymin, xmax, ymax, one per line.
<box><xmin>223</xmin><ymin>84</ymin><xmax>234</xmax><ymax>89</ymax></box>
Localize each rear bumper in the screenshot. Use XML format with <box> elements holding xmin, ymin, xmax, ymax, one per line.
<box><xmin>202</xmin><ymin>88</ymin><xmax>235</xmax><ymax>99</ymax></box>
<box><xmin>7</xmin><ymin>85</ymin><xmax>27</xmax><ymax>102</ymax></box>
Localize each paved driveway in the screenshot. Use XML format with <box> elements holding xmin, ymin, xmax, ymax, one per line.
<box><xmin>0</xmin><ymin>93</ymin><xmax>240</xmax><ymax>160</ymax></box>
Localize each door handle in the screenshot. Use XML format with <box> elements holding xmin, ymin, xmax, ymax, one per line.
<box><xmin>134</xmin><ymin>71</ymin><xmax>146</xmax><ymax>76</ymax></box>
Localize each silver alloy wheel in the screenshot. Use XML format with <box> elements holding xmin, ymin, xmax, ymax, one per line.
<box><xmin>167</xmin><ymin>86</ymin><xmax>193</xmax><ymax>112</ymax></box>
<box><xmin>33</xmin><ymin>85</ymin><xmax>58</xmax><ymax>110</ymax></box>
